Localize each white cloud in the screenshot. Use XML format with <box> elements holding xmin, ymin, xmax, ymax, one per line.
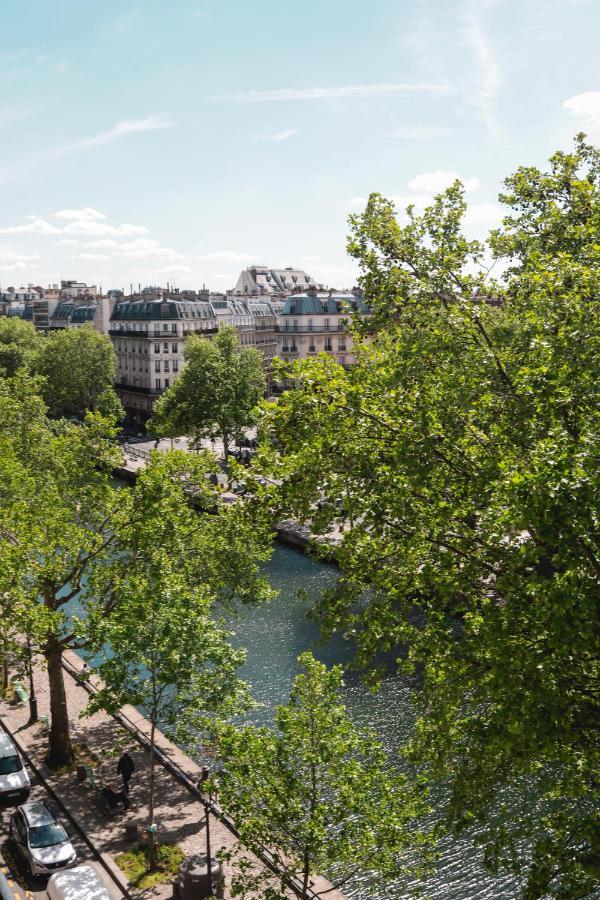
<box><xmin>389</xmin><ymin>125</ymin><xmax>452</xmax><ymax>140</ymax></box>
<box><xmin>259</xmin><ymin>128</ymin><xmax>299</xmax><ymax>142</ymax></box>
<box><xmin>197</xmin><ymin>250</ymin><xmax>253</xmax><ymax>263</ymax></box>
<box><xmin>464</xmin><ymin>202</ymin><xmax>503</xmax><ymax>228</ymax></box>
<box><xmin>0</xmin><ymin>250</ymin><xmax>39</xmax><ymax>272</ymax></box>
<box><xmin>45</xmin><ymin>115</ymin><xmax>172</xmax><ymax>159</ymax></box>
<box><xmin>116</xmin><ymin>239</ymin><xmax>181</xmax><ymax>260</ymax></box>
<box><xmin>216</xmin><ymin>83</ymin><xmax>452</xmax><ymax>103</ymax></box>
<box><xmin>152</xmin><ymin>264</ymin><xmax>192</xmax><ymax>274</ymax></box>
<box><xmin>69</xmin><ymin>253</ymin><xmax>111</xmax><ymax>261</ymax></box>
<box><xmin>463</xmin><ymin>1</ymin><xmax>501</xmax><ymax>136</ymax></box>
<box><xmin>563</xmin><ymin>92</ymin><xmax>600</xmax><ymax>126</ymax></box>
<box><xmin>62</xmin><ymin>220</ymin><xmax>149</xmax><ymax>237</ymax></box>
<box><xmin>0</xmin><ymin>218</ymin><xmax>60</xmax><ymax>235</ymax></box>
<box><xmin>54</xmin><ymin>207</ymin><xmax>106</xmax><ymax>221</ymax></box>
<box><xmin>408</xmin><ymin>171</ymin><xmax>480</xmax><ymax>193</ymax></box>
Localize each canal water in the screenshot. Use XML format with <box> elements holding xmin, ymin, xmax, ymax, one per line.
<box><xmin>232</xmin><ymin>544</ymin><xmax>522</xmax><ymax>900</ymax></box>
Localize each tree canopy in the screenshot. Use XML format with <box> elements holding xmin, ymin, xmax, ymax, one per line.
<box><xmin>253</xmin><ymin>136</ymin><xmax>600</xmax><ymax>898</ymax></box>
<box><xmin>0</xmin><ymin>371</ymin><xmax>272</xmax><ymax>767</ymax></box>
<box><xmin>149</xmin><ymin>325</ymin><xmax>265</xmax><ymax>466</ymax></box>
<box><xmin>0</xmin><ymin>318</ymin><xmax>42</xmax><ymax>376</ymax></box>
<box><xmin>33</xmin><ymin>325</ymin><xmax>120</xmax><ymax>418</ymax></box>
<box><xmin>215</xmin><ymin>652</ymin><xmax>433</xmax><ymax>899</ymax></box>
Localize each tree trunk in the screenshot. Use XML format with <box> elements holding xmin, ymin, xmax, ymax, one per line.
<box><xmin>44</xmin><ymin>635</ymin><xmax>74</xmax><ymax>768</ymax></box>
<box><xmin>2</xmin><ymin>638</ymin><xmax>9</xmax><ymax>694</ymax></box>
<box><xmin>147</xmin><ymin>713</ymin><xmax>157</xmax><ymax>870</ymax></box>
<box><xmin>222</xmin><ymin>433</ymin><xmax>230</xmax><ymax>472</ymax></box>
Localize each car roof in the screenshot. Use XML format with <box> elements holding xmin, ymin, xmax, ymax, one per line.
<box><xmin>49</xmin><ymin>865</ymin><xmax>111</xmax><ymax>900</ymax></box>
<box><xmin>20</xmin><ymin>800</ymin><xmax>55</xmax><ymax>827</ymax></box>
<box><xmin>0</xmin><ymin>732</ymin><xmax>17</xmax><ymax>759</ymax></box>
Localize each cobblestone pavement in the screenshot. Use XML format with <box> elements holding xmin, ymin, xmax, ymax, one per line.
<box><xmin>0</xmin><ymin>652</ymin><xmax>344</xmax><ymax>900</ymax></box>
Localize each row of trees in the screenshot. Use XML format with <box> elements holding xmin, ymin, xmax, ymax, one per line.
<box><xmin>0</xmin><ymin>135</ymin><xmax>597</xmax><ymax>897</ymax></box>
<box><xmin>0</xmin><ymin>329</ymin><xmax>428</xmax><ymax>894</ymax></box>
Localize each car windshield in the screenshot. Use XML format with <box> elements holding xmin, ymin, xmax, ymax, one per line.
<box><xmin>0</xmin><ymin>755</ymin><xmax>23</xmax><ymax>775</ymax></box>
<box><xmin>29</xmin><ymin>822</ymin><xmax>68</xmax><ymax>848</ymax></box>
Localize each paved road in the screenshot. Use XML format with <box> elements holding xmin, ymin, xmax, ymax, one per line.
<box><xmin>0</xmin><ymin>773</ymin><xmax>94</xmax><ymax>899</ymax></box>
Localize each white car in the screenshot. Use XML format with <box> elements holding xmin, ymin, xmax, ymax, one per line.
<box><xmin>47</xmin><ymin>864</ymin><xmax>112</xmax><ymax>900</ymax></box>
<box><xmin>9</xmin><ymin>800</ymin><xmax>77</xmax><ymax>876</ymax></box>
<box><xmin>0</xmin><ymin>732</ymin><xmax>30</xmax><ymax>801</ymax></box>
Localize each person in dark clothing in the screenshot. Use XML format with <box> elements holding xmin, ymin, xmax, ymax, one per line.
<box><xmin>117</xmin><ymin>751</ymin><xmax>135</xmax><ymax>793</ymax></box>
<box><xmin>101</xmin><ymin>786</ymin><xmax>130</xmax><ymax>810</ymax></box>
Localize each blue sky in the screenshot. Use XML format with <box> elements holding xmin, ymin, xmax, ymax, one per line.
<box><xmin>1</xmin><ymin>0</ymin><xmax>599</xmax><ymax>292</ymax></box>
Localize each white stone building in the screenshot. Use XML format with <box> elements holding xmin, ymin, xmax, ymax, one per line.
<box><xmin>233</xmin><ymin>266</ymin><xmax>320</xmax><ymax>296</ymax></box>
<box><xmin>277</xmin><ymin>290</ymin><xmax>369</xmax><ymax>369</ymax></box>
<box><xmin>109</xmin><ymin>295</ymin><xmax>217</xmax><ymax>427</ymax></box>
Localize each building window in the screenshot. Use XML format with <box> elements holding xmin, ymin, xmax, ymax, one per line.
<box><xmin>163</xmin><ymin>323</ymin><xmax>168</xmax><ymax>331</ymax></box>
<box><xmin>154</xmin><ymin>342</ymin><xmax>160</xmax><ymax>353</ymax></box>
<box><xmin>163</xmin><ymin>342</ymin><xmax>169</xmax><ymax>353</ymax></box>
<box><xmin>155</xmin><ymin>360</ymin><xmax>161</xmax><ymax>372</ymax></box>
<box><xmin>339</xmin><ymin>340</ymin><xmax>346</xmax><ymax>351</ymax></box>
<box><xmin>155</xmin><ymin>378</ymin><xmax>161</xmax><ymax>390</ymax></box>
<box><xmin>309</xmin><ymin>343</ymin><xmax>316</xmax><ymax>353</ymax></box>
<box><xmin>172</xmin><ymin>342</ymin><xmax>178</xmax><ymax>353</ymax></box>
<box><xmin>171</xmin><ymin>324</ymin><xmax>177</xmax><ymax>334</ymax></box>
<box><xmin>164</xmin><ymin>378</ymin><xmax>170</xmax><ymax>388</ymax></box>
<box><xmin>173</xmin><ymin>359</ymin><xmax>179</xmax><ymax>372</ymax></box>
<box><xmin>164</xmin><ymin>360</ymin><xmax>170</xmax><ymax>373</ymax></box>
<box><xmin>324</xmin><ymin>318</ymin><xmax>330</xmax><ymax>332</ymax></box>
<box><xmin>325</xmin><ymin>341</ymin><xmax>332</xmax><ymax>352</ymax></box>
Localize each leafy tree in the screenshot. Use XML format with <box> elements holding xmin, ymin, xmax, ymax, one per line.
<box><xmin>33</xmin><ymin>325</ymin><xmax>120</xmax><ymax>418</ymax></box>
<box><xmin>149</xmin><ymin>326</ymin><xmax>265</xmax><ymax>468</ymax></box>
<box><xmin>82</xmin><ymin>455</ymin><xmax>255</xmax><ymax>868</ymax></box>
<box><xmin>0</xmin><ymin>318</ymin><xmax>42</xmax><ymax>376</ymax></box>
<box><xmin>215</xmin><ymin>652</ymin><xmax>433</xmax><ymax>899</ymax></box>
<box><xmin>0</xmin><ymin>375</ymin><xmax>271</xmax><ymax>768</ymax></box>
<box><xmin>253</xmin><ymin>137</ymin><xmax>600</xmax><ymax>897</ymax></box>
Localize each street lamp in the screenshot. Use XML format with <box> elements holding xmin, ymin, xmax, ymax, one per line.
<box><xmin>205</xmin><ymin>803</ymin><xmax>213</xmax><ymax>895</ymax></box>
<box><xmin>26</xmin><ymin>636</ymin><xmax>38</xmax><ymax>724</ymax></box>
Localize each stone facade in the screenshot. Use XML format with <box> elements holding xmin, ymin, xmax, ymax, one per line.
<box><xmin>109</xmin><ymin>296</ymin><xmax>217</xmax><ymax>426</ymax></box>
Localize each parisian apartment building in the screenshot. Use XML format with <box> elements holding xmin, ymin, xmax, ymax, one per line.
<box><xmin>108</xmin><ymin>292</ymin><xmax>217</xmax><ymax>426</ymax></box>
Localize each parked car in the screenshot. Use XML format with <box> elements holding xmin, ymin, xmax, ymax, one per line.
<box><xmin>0</xmin><ymin>732</ymin><xmax>30</xmax><ymax>801</ymax></box>
<box><xmin>0</xmin><ymin>871</ymin><xmax>16</xmax><ymax>899</ymax></box>
<box><xmin>9</xmin><ymin>800</ymin><xmax>77</xmax><ymax>876</ymax></box>
<box><xmin>48</xmin><ymin>863</ymin><xmax>112</xmax><ymax>900</ymax></box>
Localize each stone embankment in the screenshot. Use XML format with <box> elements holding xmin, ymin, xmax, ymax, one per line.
<box><xmin>114</xmin><ymin>438</ymin><xmax>343</xmax><ymax>555</ymax></box>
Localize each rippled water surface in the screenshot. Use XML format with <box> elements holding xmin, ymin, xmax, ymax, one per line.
<box><xmin>232</xmin><ymin>544</ymin><xmax>522</xmax><ymax>900</ymax></box>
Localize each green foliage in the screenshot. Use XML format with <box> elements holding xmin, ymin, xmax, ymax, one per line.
<box><xmin>253</xmin><ymin>137</ymin><xmax>600</xmax><ymax>897</ymax></box>
<box><xmin>0</xmin><ymin>371</ymin><xmax>272</xmax><ymax>768</ymax></box>
<box><xmin>115</xmin><ymin>842</ymin><xmax>185</xmax><ymax>889</ymax></box>
<box><xmin>0</xmin><ymin>318</ymin><xmax>42</xmax><ymax>376</ymax></box>
<box><xmin>149</xmin><ymin>326</ymin><xmax>265</xmax><ymax>465</ymax></box>
<box><xmin>33</xmin><ymin>325</ymin><xmax>119</xmax><ymax>417</ymax></box>
<box><xmin>215</xmin><ymin>652</ymin><xmax>433</xmax><ymax>898</ymax></box>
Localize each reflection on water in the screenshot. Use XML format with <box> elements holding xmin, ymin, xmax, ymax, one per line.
<box><xmin>232</xmin><ymin>545</ymin><xmax>521</xmax><ymax>899</ymax></box>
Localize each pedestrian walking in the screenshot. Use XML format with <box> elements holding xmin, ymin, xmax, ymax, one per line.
<box><xmin>117</xmin><ymin>751</ymin><xmax>135</xmax><ymax>793</ymax></box>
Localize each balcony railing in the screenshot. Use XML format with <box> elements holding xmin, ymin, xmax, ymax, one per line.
<box><xmin>278</xmin><ymin>324</ymin><xmax>345</xmax><ymax>333</ymax></box>
<box><xmin>109</xmin><ymin>328</ymin><xmax>150</xmax><ymax>337</ymax></box>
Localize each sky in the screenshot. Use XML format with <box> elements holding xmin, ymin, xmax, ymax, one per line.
<box><xmin>1</xmin><ymin>0</ymin><xmax>599</xmax><ymax>293</ymax></box>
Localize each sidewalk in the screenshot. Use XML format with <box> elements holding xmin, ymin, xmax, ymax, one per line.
<box><xmin>0</xmin><ymin>651</ymin><xmax>345</xmax><ymax>900</ymax></box>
